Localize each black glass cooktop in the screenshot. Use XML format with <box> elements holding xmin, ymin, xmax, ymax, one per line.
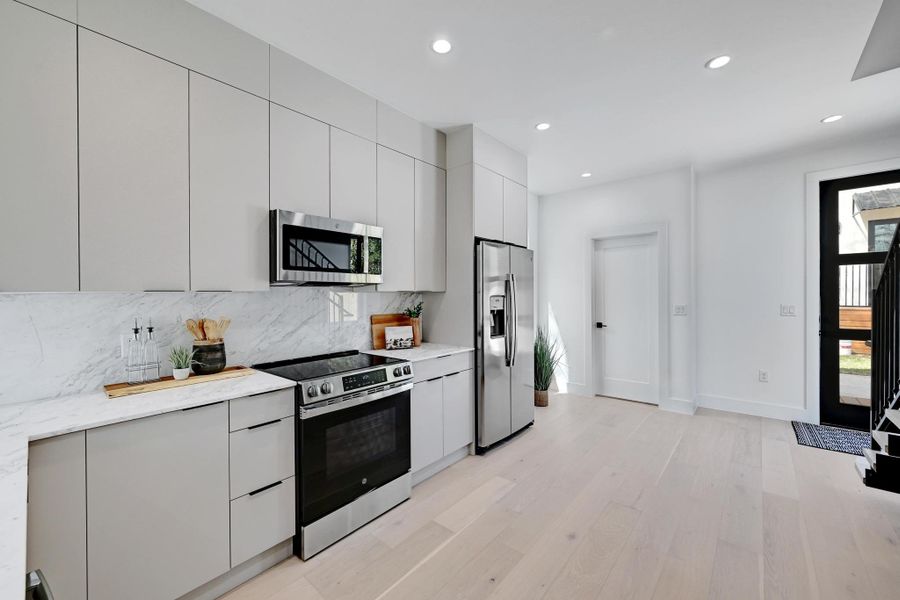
<box><xmin>254</xmin><ymin>350</ymin><xmax>401</xmax><ymax>382</ymax></box>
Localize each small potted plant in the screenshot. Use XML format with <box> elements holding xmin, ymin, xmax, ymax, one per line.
<box><xmin>534</xmin><ymin>327</ymin><xmax>561</xmax><ymax>407</ymax></box>
<box><xmin>169</xmin><ymin>346</ymin><xmax>196</xmax><ymax>381</ymax></box>
<box><xmin>403</xmin><ymin>301</ymin><xmax>424</xmax><ymax>347</ymax></box>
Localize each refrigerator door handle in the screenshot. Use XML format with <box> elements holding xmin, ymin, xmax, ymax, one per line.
<box><xmin>504</xmin><ymin>275</ymin><xmax>513</xmax><ymax>366</ymax></box>
<box><xmin>509</xmin><ymin>273</ymin><xmax>518</xmax><ymax>366</ymax></box>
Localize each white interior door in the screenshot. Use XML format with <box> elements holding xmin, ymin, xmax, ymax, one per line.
<box><xmin>593</xmin><ymin>234</ymin><xmax>659</xmax><ymax>404</ymax></box>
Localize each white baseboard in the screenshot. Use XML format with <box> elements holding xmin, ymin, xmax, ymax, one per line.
<box><xmin>179</xmin><ymin>539</ymin><xmax>293</xmax><ymax>600</ymax></box>
<box><xmin>660</xmin><ymin>396</ymin><xmax>696</xmax><ymax>415</ymax></box>
<box><xmin>696</xmin><ymin>393</ymin><xmax>813</xmax><ymax>422</ymax></box>
<box><xmin>411</xmin><ymin>445</ymin><xmax>470</xmax><ymax>486</ymax></box>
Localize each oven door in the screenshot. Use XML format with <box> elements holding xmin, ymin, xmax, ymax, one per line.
<box><xmin>298</xmin><ymin>384</ymin><xmax>410</xmax><ymax>525</ymax></box>
<box><xmin>270</xmin><ymin>210</ymin><xmax>383</xmax><ymax>285</ymax></box>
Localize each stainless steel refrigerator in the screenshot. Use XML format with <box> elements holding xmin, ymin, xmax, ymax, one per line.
<box><xmin>476</xmin><ymin>240</ymin><xmax>535</xmax><ymax>452</ymax></box>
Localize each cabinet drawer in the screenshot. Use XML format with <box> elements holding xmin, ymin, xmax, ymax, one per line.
<box><xmin>230</xmin><ymin>416</ymin><xmax>294</xmax><ymax>499</ymax></box>
<box><xmin>412</xmin><ymin>352</ymin><xmax>474</xmax><ymax>383</ymax></box>
<box><xmin>230</xmin><ymin>477</ymin><xmax>295</xmax><ymax>568</ymax></box>
<box><xmin>230</xmin><ymin>387</ymin><xmax>294</xmax><ymax>432</ymax></box>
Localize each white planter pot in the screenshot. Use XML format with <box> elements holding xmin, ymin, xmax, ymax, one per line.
<box><xmin>172</xmin><ymin>368</ymin><xmax>191</xmax><ymax>381</ymax></box>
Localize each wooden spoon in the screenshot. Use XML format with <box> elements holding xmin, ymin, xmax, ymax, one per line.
<box><xmin>186</xmin><ymin>319</ymin><xmax>204</xmax><ymax>341</ymax></box>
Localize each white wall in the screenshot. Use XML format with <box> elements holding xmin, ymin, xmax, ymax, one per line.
<box><xmin>696</xmin><ymin>131</ymin><xmax>900</xmax><ymax>421</ymax></box>
<box><xmin>538</xmin><ymin>167</ymin><xmax>693</xmax><ymax>411</ymax></box>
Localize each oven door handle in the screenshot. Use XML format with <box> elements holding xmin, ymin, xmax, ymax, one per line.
<box><xmin>299</xmin><ymin>382</ymin><xmax>414</xmax><ymax>419</ymax></box>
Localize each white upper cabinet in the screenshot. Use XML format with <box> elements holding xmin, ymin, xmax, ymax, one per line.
<box><xmin>415</xmin><ymin>161</ymin><xmax>447</xmax><ymax>291</ymax></box>
<box><xmin>271</xmin><ymin>47</ymin><xmax>376</xmax><ymax>141</ymax></box>
<box><xmin>330</xmin><ymin>128</ymin><xmax>377</xmax><ymax>224</ymax></box>
<box><xmin>78</xmin><ymin>0</ymin><xmax>269</xmax><ymax>97</ymax></box>
<box><xmin>190</xmin><ymin>73</ymin><xmax>269</xmax><ymax>291</ymax></box>
<box><xmin>503</xmin><ymin>178</ymin><xmax>528</xmax><ymax>247</ymax></box>
<box><xmin>0</xmin><ymin>1</ymin><xmax>78</xmax><ymax>291</ymax></box>
<box><xmin>376</xmin><ymin>102</ymin><xmax>446</xmax><ymax>168</ymax></box>
<box><xmin>18</xmin><ymin>0</ymin><xmax>75</xmax><ymax>21</ymax></box>
<box><xmin>473</xmin><ymin>164</ymin><xmax>504</xmax><ymax>242</ymax></box>
<box><xmin>376</xmin><ymin>147</ymin><xmax>415</xmax><ymax>291</ymax></box>
<box><xmin>78</xmin><ymin>30</ymin><xmax>189</xmax><ymax>291</ymax></box>
<box><xmin>270</xmin><ymin>104</ymin><xmax>330</xmax><ymax>217</ymax></box>
<box><xmin>472</xmin><ymin>127</ymin><xmax>527</xmax><ymax>186</ymax></box>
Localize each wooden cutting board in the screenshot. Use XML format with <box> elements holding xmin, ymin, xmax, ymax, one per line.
<box><xmin>104</xmin><ymin>366</ymin><xmax>254</xmax><ymax>398</ymax></box>
<box><xmin>371</xmin><ymin>313</ymin><xmax>413</xmax><ymax>349</ymax></box>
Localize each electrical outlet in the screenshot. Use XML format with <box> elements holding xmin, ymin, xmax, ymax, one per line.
<box><xmin>673</xmin><ymin>304</ymin><xmax>688</xmax><ymax>316</ymax></box>
<box><xmin>780</xmin><ymin>304</ymin><xmax>797</xmax><ymax>317</ymax></box>
<box><xmin>758</xmin><ymin>370</ymin><xmax>769</xmax><ymax>383</ymax></box>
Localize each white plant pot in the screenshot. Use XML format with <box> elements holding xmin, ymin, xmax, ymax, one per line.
<box><xmin>172</xmin><ymin>368</ymin><xmax>191</xmax><ymax>381</ymax></box>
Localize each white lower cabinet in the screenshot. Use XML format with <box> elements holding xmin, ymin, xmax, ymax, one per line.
<box><xmin>411</xmin><ymin>377</ymin><xmax>444</xmax><ymax>473</ymax></box>
<box><xmin>26</xmin><ymin>432</ymin><xmax>87</xmax><ymax>600</ymax></box>
<box><xmin>86</xmin><ymin>402</ymin><xmax>230</xmax><ymax>600</ymax></box>
<box><xmin>410</xmin><ymin>356</ymin><xmax>475</xmax><ymax>479</ymax></box>
<box><xmin>230</xmin><ymin>476</ymin><xmax>296</xmax><ymax>568</ymax></box>
<box><xmin>442</xmin><ymin>370</ymin><xmax>475</xmax><ymax>454</ymax></box>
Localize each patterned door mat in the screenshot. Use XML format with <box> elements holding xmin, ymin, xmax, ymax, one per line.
<box><xmin>791</xmin><ymin>421</ymin><xmax>870</xmax><ymax>456</ymax></box>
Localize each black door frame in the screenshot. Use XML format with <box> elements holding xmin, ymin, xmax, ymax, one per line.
<box><xmin>820</xmin><ymin>169</ymin><xmax>900</xmax><ymax>429</ymax></box>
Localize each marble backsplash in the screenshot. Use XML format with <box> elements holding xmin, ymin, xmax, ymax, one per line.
<box><xmin>0</xmin><ymin>288</ymin><xmax>420</xmax><ymax>405</ymax></box>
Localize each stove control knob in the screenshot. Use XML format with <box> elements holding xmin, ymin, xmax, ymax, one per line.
<box><xmin>320</xmin><ymin>382</ymin><xmax>334</xmax><ymax>395</ymax></box>
<box><xmin>393</xmin><ymin>367</ymin><xmax>403</xmax><ymax>377</ymax></box>
<box><xmin>306</xmin><ymin>385</ymin><xmax>318</xmax><ymax>398</ymax></box>
<box><xmin>403</xmin><ymin>365</ymin><xmax>412</xmax><ymax>375</ymax></box>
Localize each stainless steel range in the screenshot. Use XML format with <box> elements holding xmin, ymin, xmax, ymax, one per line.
<box><xmin>253</xmin><ymin>351</ymin><xmax>413</xmax><ymax>559</ymax></box>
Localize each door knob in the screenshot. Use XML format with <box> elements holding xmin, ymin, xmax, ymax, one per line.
<box><xmin>596</xmin><ymin>322</ymin><xmax>607</xmax><ymax>329</ymax></box>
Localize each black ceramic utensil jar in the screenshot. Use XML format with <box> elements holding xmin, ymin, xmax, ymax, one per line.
<box><xmin>192</xmin><ymin>341</ymin><xmax>226</xmax><ymax>375</ymax></box>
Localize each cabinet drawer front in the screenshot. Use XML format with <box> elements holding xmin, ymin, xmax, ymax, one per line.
<box><xmin>230</xmin><ymin>477</ymin><xmax>296</xmax><ymax>568</ymax></box>
<box><xmin>230</xmin><ymin>417</ymin><xmax>295</xmax><ymax>499</ymax></box>
<box><xmin>230</xmin><ymin>387</ymin><xmax>295</xmax><ymax>432</ymax></box>
<box><xmin>412</xmin><ymin>352</ymin><xmax>474</xmax><ymax>383</ymax></box>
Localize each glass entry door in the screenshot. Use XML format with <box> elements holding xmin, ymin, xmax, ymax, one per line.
<box><xmin>820</xmin><ymin>169</ymin><xmax>900</xmax><ymax>429</ymax></box>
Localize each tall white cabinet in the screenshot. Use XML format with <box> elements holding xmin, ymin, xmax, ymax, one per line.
<box><xmin>78</xmin><ymin>30</ymin><xmax>190</xmax><ymax>291</ymax></box>
<box><xmin>377</xmin><ymin>147</ymin><xmax>416</xmax><ymax>291</ymax></box>
<box><xmin>0</xmin><ymin>0</ymin><xmax>78</xmax><ymax>291</ymax></box>
<box><xmin>503</xmin><ymin>179</ymin><xmax>528</xmax><ymax>247</ymax></box>
<box><xmin>189</xmin><ymin>73</ymin><xmax>269</xmax><ymax>291</ymax></box>
<box><xmin>270</xmin><ymin>104</ymin><xmax>330</xmax><ymax>217</ymax></box>
<box><xmin>415</xmin><ymin>161</ymin><xmax>447</xmax><ymax>291</ymax></box>
<box><xmin>330</xmin><ymin>128</ymin><xmax>377</xmax><ymax>224</ymax></box>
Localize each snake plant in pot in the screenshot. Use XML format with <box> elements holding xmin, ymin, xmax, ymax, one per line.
<box><xmin>534</xmin><ymin>326</ymin><xmax>561</xmax><ymax>407</ymax></box>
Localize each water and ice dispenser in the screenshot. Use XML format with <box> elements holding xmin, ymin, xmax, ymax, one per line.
<box><xmin>489</xmin><ymin>295</ymin><xmax>506</xmax><ymax>337</ymax></box>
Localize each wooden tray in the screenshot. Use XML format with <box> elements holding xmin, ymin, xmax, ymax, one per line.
<box><xmin>371</xmin><ymin>313</ymin><xmax>413</xmax><ymax>349</ymax></box>
<box><xmin>104</xmin><ymin>366</ymin><xmax>254</xmax><ymax>398</ymax></box>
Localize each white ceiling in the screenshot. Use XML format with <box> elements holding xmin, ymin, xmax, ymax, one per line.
<box><xmin>187</xmin><ymin>0</ymin><xmax>900</xmax><ymax>195</ymax></box>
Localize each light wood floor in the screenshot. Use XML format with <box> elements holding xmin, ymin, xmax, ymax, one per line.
<box><xmin>221</xmin><ymin>393</ymin><xmax>900</xmax><ymax>600</ymax></box>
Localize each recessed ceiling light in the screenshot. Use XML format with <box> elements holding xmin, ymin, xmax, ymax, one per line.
<box><xmin>581</xmin><ymin>172</ymin><xmax>592</xmax><ymax>178</ymax></box>
<box><xmin>705</xmin><ymin>55</ymin><xmax>731</xmax><ymax>69</ymax></box>
<box><xmin>432</xmin><ymin>39</ymin><xmax>452</xmax><ymax>54</ymax></box>
<box><xmin>820</xmin><ymin>114</ymin><xmax>843</xmax><ymax>123</ymax></box>
<box><xmin>535</xmin><ymin>123</ymin><xmax>551</xmax><ymax>131</ymax></box>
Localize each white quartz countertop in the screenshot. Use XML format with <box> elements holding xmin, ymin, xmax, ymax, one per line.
<box><xmin>364</xmin><ymin>342</ymin><xmax>474</xmax><ymax>362</ymax></box>
<box><xmin>0</xmin><ymin>370</ymin><xmax>295</xmax><ymax>600</ymax></box>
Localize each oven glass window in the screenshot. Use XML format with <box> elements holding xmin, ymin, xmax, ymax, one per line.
<box><xmin>325</xmin><ymin>408</ymin><xmax>396</xmax><ymax>478</ymax></box>
<box><xmin>283</xmin><ymin>225</ymin><xmax>364</xmax><ymax>273</ymax></box>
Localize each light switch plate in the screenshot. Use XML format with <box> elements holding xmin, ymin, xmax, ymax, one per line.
<box><xmin>780</xmin><ymin>304</ymin><xmax>797</xmax><ymax>317</ymax></box>
<box><xmin>673</xmin><ymin>304</ymin><xmax>688</xmax><ymax>316</ymax></box>
<box><xmin>758</xmin><ymin>370</ymin><xmax>769</xmax><ymax>383</ymax></box>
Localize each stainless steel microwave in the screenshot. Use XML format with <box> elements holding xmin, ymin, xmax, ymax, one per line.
<box><xmin>270</xmin><ymin>210</ymin><xmax>383</xmax><ymax>286</ymax></box>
